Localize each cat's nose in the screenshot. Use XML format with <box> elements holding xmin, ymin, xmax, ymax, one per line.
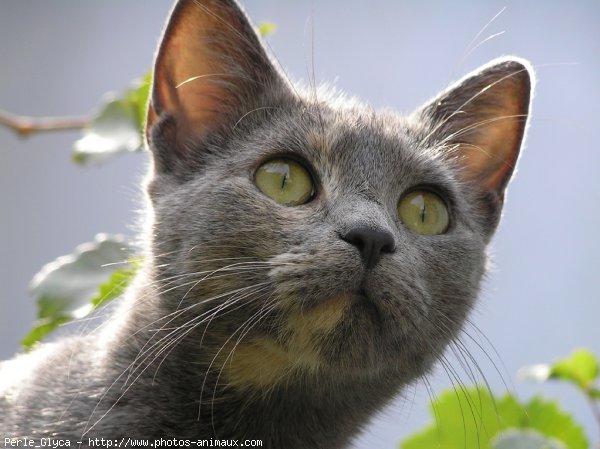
<box><xmin>342</xmin><ymin>226</ymin><xmax>396</xmax><ymax>269</ymax></box>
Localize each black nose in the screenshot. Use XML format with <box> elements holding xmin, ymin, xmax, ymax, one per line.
<box><xmin>342</xmin><ymin>226</ymin><xmax>396</xmax><ymax>269</ymax></box>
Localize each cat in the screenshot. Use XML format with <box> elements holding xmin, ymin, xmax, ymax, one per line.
<box><xmin>0</xmin><ymin>0</ymin><xmax>533</xmax><ymax>447</ymax></box>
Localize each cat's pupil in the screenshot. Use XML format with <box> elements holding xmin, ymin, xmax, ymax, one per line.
<box><xmin>255</xmin><ymin>158</ymin><xmax>314</xmax><ymax>206</ymax></box>
<box><xmin>397</xmin><ymin>190</ymin><xmax>449</xmax><ymax>235</ymax></box>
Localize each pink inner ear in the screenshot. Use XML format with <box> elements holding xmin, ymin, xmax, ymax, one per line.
<box><xmin>433</xmin><ymin>60</ymin><xmax>532</xmax><ymax>195</ymax></box>
<box><xmin>172</xmin><ymin>75</ymin><xmax>231</xmax><ymax>136</ymax></box>
<box><xmin>150</xmin><ymin>3</ymin><xmax>228</xmax><ymax>137</ymax></box>
<box><xmin>146</xmin><ymin>0</ymin><xmax>273</xmax><ymax>143</ymax></box>
<box><xmin>459</xmin><ymin>111</ymin><xmax>524</xmax><ymax>192</ymax></box>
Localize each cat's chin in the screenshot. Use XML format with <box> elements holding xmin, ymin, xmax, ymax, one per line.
<box><xmin>219</xmin><ymin>289</ymin><xmax>437</xmax><ymax>391</ymax></box>
<box><xmin>316</xmin><ymin>301</ymin><xmax>414</xmax><ymax>370</ymax></box>
<box><xmin>283</xmin><ymin>289</ymin><xmax>431</xmax><ymax>374</ymax></box>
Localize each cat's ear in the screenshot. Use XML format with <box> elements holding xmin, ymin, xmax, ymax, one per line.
<box><xmin>415</xmin><ymin>58</ymin><xmax>533</xmax><ymax>201</ymax></box>
<box><xmin>146</xmin><ymin>0</ymin><xmax>282</xmax><ymax>172</ymax></box>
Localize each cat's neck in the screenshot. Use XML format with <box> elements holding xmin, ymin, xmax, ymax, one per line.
<box><xmin>100</xmin><ymin>284</ymin><xmax>402</xmax><ymax>447</ymax></box>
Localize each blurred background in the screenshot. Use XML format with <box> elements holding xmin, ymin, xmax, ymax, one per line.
<box><xmin>0</xmin><ymin>1</ymin><xmax>598</xmax><ymax>447</ymax></box>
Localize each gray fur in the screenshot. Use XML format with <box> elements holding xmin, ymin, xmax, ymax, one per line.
<box><xmin>0</xmin><ymin>0</ymin><xmax>533</xmax><ymax>447</ymax></box>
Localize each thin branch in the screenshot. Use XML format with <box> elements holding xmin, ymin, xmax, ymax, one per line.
<box><xmin>0</xmin><ymin>109</ymin><xmax>88</xmax><ymax>138</ymax></box>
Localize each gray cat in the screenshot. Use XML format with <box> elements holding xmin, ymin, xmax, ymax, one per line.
<box><xmin>0</xmin><ymin>0</ymin><xmax>533</xmax><ymax>447</ymax></box>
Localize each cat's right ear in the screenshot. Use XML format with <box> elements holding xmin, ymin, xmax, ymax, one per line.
<box><xmin>412</xmin><ymin>58</ymin><xmax>533</xmax><ymax>232</ymax></box>
<box><xmin>146</xmin><ymin>0</ymin><xmax>282</xmax><ymax>173</ymax></box>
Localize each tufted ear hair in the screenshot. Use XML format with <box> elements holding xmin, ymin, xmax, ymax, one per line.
<box><xmin>415</xmin><ymin>58</ymin><xmax>533</xmax><ymax>204</ymax></box>
<box><xmin>146</xmin><ymin>0</ymin><xmax>283</xmax><ymax>173</ymax></box>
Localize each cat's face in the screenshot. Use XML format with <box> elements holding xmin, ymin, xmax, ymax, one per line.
<box><xmin>143</xmin><ymin>0</ymin><xmax>531</xmax><ymax>389</ymax></box>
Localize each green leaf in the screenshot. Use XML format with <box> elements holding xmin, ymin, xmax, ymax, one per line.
<box><xmin>20</xmin><ymin>316</ymin><xmax>71</xmax><ymax>350</ymax></box>
<box><xmin>72</xmin><ymin>73</ymin><xmax>151</xmax><ymax>166</ymax></box>
<box><xmin>399</xmin><ymin>387</ymin><xmax>588</xmax><ymax>449</ymax></box>
<box><xmin>257</xmin><ymin>22</ymin><xmax>277</xmax><ymax>37</ymax></box>
<box><xmin>72</xmin><ymin>97</ymin><xmax>140</xmax><ymax>165</ymax></box>
<box><xmin>22</xmin><ymin>234</ymin><xmax>133</xmax><ymax>349</ymax></box>
<box><xmin>493</xmin><ymin>429</ymin><xmax>568</xmax><ymax>449</ymax></box>
<box><xmin>522</xmin><ymin>397</ymin><xmax>588</xmax><ymax>449</ymax></box>
<box><xmin>91</xmin><ymin>259</ymin><xmax>139</xmax><ymax>308</ymax></box>
<box><xmin>400</xmin><ymin>387</ymin><xmax>522</xmax><ymax>449</ymax></box>
<box><xmin>550</xmin><ymin>348</ymin><xmax>599</xmax><ymax>390</ymax></box>
<box><xmin>125</xmin><ymin>72</ymin><xmax>152</xmax><ymax>132</ymax></box>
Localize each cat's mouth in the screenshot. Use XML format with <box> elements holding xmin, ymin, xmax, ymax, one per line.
<box><xmin>293</xmin><ymin>286</ymin><xmax>373</xmax><ymax>313</ymax></box>
<box><xmin>223</xmin><ymin>288</ymin><xmax>390</xmax><ymax>389</ymax></box>
<box><xmin>288</xmin><ymin>287</ymin><xmax>383</xmax><ymax>333</ymax></box>
<box><xmin>353</xmin><ymin>288</ymin><xmax>384</xmax><ymax>327</ymax></box>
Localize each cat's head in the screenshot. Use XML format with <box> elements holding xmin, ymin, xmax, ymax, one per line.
<box><xmin>142</xmin><ymin>0</ymin><xmax>532</xmax><ymax>389</ymax></box>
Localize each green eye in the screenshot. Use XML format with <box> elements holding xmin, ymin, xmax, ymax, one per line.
<box><xmin>398</xmin><ymin>190</ymin><xmax>449</xmax><ymax>235</ymax></box>
<box><xmin>255</xmin><ymin>158</ymin><xmax>314</xmax><ymax>206</ymax></box>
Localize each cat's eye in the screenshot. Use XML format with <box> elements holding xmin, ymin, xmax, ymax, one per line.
<box><xmin>398</xmin><ymin>190</ymin><xmax>449</xmax><ymax>235</ymax></box>
<box><xmin>255</xmin><ymin>158</ymin><xmax>314</xmax><ymax>206</ymax></box>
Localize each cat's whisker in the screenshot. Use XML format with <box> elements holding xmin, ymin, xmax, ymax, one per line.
<box><xmin>464</xmin><ymin>30</ymin><xmax>505</xmax><ymax>62</ymax></box>
<box><xmin>74</xmin><ymin>275</ymin><xmax>273</xmax><ymax>389</ymax></box>
<box><xmin>212</xmin><ymin>290</ymin><xmax>279</xmax><ymax>389</ymax></box>
<box><xmin>201</xmin><ymin>295</ymin><xmax>280</xmax><ymax>422</ymax></box>
<box><xmin>138</xmin><ymin>277</ymin><xmax>272</xmax><ymax>335</ymax></box>
<box><xmin>436</xmin><ymin>114</ymin><xmax>529</xmax><ymax>155</ymax></box>
<box><xmin>77</xmin><ymin>263</ymin><xmax>281</xmax><ymax>338</ymax></box>
<box><xmin>80</xmin><ymin>363</ymin><xmax>133</xmax><ymax>437</ymax></box>
<box><xmin>146</xmin><ymin>283</ymin><xmax>273</xmax><ymax>362</ymax></box>
<box><xmin>411</xmin><ymin>301</ymin><xmax>509</xmax><ymax>436</ymax></box>
<box><xmin>435</xmin><ymin>309</ymin><xmax>508</xmax><ymax>396</ymax></box>
<box><xmin>149</xmin><ymin>289</ymin><xmax>278</xmax><ymax>413</ymax></box>
<box><xmin>209</xmin><ymin>298</ymin><xmax>280</xmax><ymax>429</ymax></box>
<box><xmin>150</xmin><ymin>284</ymin><xmax>274</xmax><ymax>382</ymax></box>
<box><xmin>421</xmin><ymin>65</ymin><xmax>531</xmax><ymax>146</ymax></box>
<box><xmin>85</xmin><ymin>282</ymin><xmax>273</xmax><ymax>436</ymax></box>
<box><xmin>439</xmin><ymin>354</ymin><xmax>487</xmax><ymax>441</ymax></box>
<box><xmin>432</xmin><ymin>315</ymin><xmax>486</xmax><ymax>386</ymax></box>
<box><xmin>233</xmin><ymin>106</ymin><xmax>281</xmax><ymax>131</ymax></box>
<box><xmin>464</xmin><ymin>317</ymin><xmax>513</xmax><ymax>391</ymax></box>
<box><xmin>419</xmin><ymin>374</ymin><xmax>443</xmax><ymax>435</ymax></box>
<box><xmin>299</xmin><ymin>10</ymin><xmax>327</xmax><ymax>139</ymax></box>
<box><xmin>175</xmin><ymin>73</ymin><xmax>242</xmax><ymax>90</ymax></box>
<box><xmin>175</xmin><ymin>261</ymin><xmax>287</xmax><ymax>309</ymax></box>
<box><xmin>450</xmin><ymin>344</ymin><xmax>487</xmax><ymax>393</ymax></box>
<box><xmin>191</xmin><ymin>0</ymin><xmax>304</xmax><ymax>105</ymax></box>
<box><xmin>73</xmin><ymin>275</ymin><xmax>234</xmax><ymax>338</ymax></box>
<box><xmin>400</xmin><ymin>300</ymin><xmax>491</xmax><ymax>435</ymax></box>
<box><xmin>127</xmin><ymin>282</ymin><xmax>272</xmax><ymax>382</ymax></box>
<box><xmin>454</xmin><ymin>332</ymin><xmax>510</xmax><ymax>397</ymax></box>
<box><xmin>99</xmin><ymin>260</ymin><xmax>135</xmax><ymax>269</ymax></box>
<box><xmin>434</xmin><ymin>356</ymin><xmax>471</xmax><ymax>438</ymax></box>
<box><xmin>451</xmin><ymin>339</ymin><xmax>504</xmax><ymax>430</ymax></box>
<box><xmin>453</xmin><ymin>7</ymin><xmax>506</xmax><ymax>76</ymax></box>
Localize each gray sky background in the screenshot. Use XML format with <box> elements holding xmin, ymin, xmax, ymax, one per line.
<box><xmin>1</xmin><ymin>1</ymin><xmax>599</xmax><ymax>447</ymax></box>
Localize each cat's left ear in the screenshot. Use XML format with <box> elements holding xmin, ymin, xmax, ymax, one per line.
<box><xmin>146</xmin><ymin>0</ymin><xmax>283</xmax><ymax>172</ymax></box>
<box><xmin>414</xmin><ymin>58</ymin><xmax>533</xmax><ymax>203</ymax></box>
